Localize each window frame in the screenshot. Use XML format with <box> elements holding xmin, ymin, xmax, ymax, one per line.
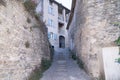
<box><xmin>48</xmin><ymin>6</ymin><xmax>54</xmax><ymax>15</ymax></box>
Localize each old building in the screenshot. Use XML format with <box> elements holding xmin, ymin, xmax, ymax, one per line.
<box><xmin>36</xmin><ymin>0</ymin><xmax>70</xmax><ymax>51</ymax></box>
<box><xmin>67</xmin><ymin>0</ymin><xmax>120</xmax><ymax>80</ymax></box>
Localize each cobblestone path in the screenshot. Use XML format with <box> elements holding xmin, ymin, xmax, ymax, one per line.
<box><xmin>41</xmin><ymin>50</ymin><xmax>91</xmax><ymax>80</ymax></box>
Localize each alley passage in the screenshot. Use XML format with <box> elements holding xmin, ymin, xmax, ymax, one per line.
<box><xmin>41</xmin><ymin>49</ymin><xmax>91</xmax><ymax>80</ymax></box>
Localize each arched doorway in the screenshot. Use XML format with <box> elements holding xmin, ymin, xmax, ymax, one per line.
<box><xmin>59</xmin><ymin>36</ymin><xmax>65</xmax><ymax>48</ymax></box>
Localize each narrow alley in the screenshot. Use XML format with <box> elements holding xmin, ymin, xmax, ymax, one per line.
<box><xmin>0</xmin><ymin>0</ymin><xmax>120</xmax><ymax>80</ymax></box>
<box><xmin>41</xmin><ymin>49</ymin><xmax>91</xmax><ymax>80</ymax></box>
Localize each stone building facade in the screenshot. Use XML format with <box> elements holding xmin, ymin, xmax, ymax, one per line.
<box><xmin>67</xmin><ymin>0</ymin><xmax>120</xmax><ymax>79</ymax></box>
<box><xmin>36</xmin><ymin>0</ymin><xmax>70</xmax><ymax>51</ymax></box>
<box><xmin>0</xmin><ymin>0</ymin><xmax>51</xmax><ymax>80</ymax></box>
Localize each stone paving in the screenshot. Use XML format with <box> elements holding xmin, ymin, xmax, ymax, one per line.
<box><xmin>40</xmin><ymin>50</ymin><xmax>91</xmax><ymax>80</ymax></box>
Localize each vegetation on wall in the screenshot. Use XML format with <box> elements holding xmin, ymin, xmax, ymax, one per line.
<box><xmin>0</xmin><ymin>0</ymin><xmax>6</xmax><ymax>7</ymax></box>
<box><xmin>25</xmin><ymin>41</ymin><xmax>30</xmax><ymax>48</ymax></box>
<box><xmin>28</xmin><ymin>43</ymin><xmax>54</xmax><ymax>80</ymax></box>
<box><xmin>28</xmin><ymin>58</ymin><xmax>52</xmax><ymax>80</ymax></box>
<box><xmin>32</xmin><ymin>19</ymin><xmax>47</xmax><ymax>35</ymax></box>
<box><xmin>22</xmin><ymin>1</ymin><xmax>53</xmax><ymax>80</ymax></box>
<box><xmin>118</xmin><ymin>58</ymin><xmax>120</xmax><ymax>63</ymax></box>
<box><xmin>71</xmin><ymin>51</ymin><xmax>77</xmax><ymax>60</ymax></box>
<box><xmin>23</xmin><ymin>0</ymin><xmax>36</xmax><ymax>14</ymax></box>
<box><xmin>23</xmin><ymin>0</ymin><xmax>43</xmax><ymax>22</ymax></box>
<box><xmin>112</xmin><ymin>22</ymin><xmax>120</xmax><ymax>27</ymax></box>
<box><xmin>27</xmin><ymin>17</ymin><xmax>31</xmax><ymax>23</ymax></box>
<box><xmin>69</xmin><ymin>49</ymin><xmax>84</xmax><ymax>69</ymax></box>
<box><xmin>77</xmin><ymin>57</ymin><xmax>84</xmax><ymax>69</ymax></box>
<box><xmin>41</xmin><ymin>59</ymin><xmax>52</xmax><ymax>72</ymax></box>
<box><xmin>115</xmin><ymin>37</ymin><xmax>120</xmax><ymax>64</ymax></box>
<box><xmin>115</xmin><ymin>37</ymin><xmax>120</xmax><ymax>46</ymax></box>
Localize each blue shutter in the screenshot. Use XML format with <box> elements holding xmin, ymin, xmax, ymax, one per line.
<box><xmin>48</xmin><ymin>32</ymin><xmax>51</xmax><ymax>39</ymax></box>
<box><xmin>54</xmin><ymin>34</ymin><xmax>57</xmax><ymax>40</ymax></box>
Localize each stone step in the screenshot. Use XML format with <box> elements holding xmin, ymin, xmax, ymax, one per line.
<box><xmin>41</xmin><ymin>51</ymin><xmax>91</xmax><ymax>80</ymax></box>
<box><xmin>57</xmin><ymin>60</ymin><xmax>66</xmax><ymax>64</ymax></box>
<box><xmin>56</xmin><ymin>68</ymin><xmax>67</xmax><ymax>72</ymax></box>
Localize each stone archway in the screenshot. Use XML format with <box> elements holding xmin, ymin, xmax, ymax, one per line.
<box><xmin>59</xmin><ymin>36</ymin><xmax>65</xmax><ymax>48</ymax></box>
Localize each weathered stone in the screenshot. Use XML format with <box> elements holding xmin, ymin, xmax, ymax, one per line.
<box><xmin>68</xmin><ymin>0</ymin><xmax>120</xmax><ymax>79</ymax></box>
<box><xmin>0</xmin><ymin>0</ymin><xmax>51</xmax><ymax>80</ymax></box>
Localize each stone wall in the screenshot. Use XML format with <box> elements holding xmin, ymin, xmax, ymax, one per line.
<box><xmin>68</xmin><ymin>0</ymin><xmax>120</xmax><ymax>79</ymax></box>
<box><xmin>0</xmin><ymin>0</ymin><xmax>50</xmax><ymax>80</ymax></box>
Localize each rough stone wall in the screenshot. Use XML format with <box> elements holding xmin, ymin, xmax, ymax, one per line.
<box><xmin>68</xmin><ymin>0</ymin><xmax>120</xmax><ymax>79</ymax></box>
<box><xmin>0</xmin><ymin>0</ymin><xmax>50</xmax><ymax>80</ymax></box>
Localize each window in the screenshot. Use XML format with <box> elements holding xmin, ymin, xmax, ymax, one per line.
<box><xmin>48</xmin><ymin>19</ymin><xmax>52</xmax><ymax>26</ymax></box>
<box><xmin>48</xmin><ymin>6</ymin><xmax>54</xmax><ymax>15</ymax></box>
<box><xmin>48</xmin><ymin>19</ymin><xmax>54</xmax><ymax>27</ymax></box>
<box><xmin>53</xmin><ymin>34</ymin><xmax>57</xmax><ymax>40</ymax></box>
<box><xmin>48</xmin><ymin>32</ymin><xmax>53</xmax><ymax>39</ymax></box>
<box><xmin>48</xmin><ymin>32</ymin><xmax>57</xmax><ymax>40</ymax></box>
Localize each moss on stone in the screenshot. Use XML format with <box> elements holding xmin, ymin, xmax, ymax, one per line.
<box><xmin>25</xmin><ymin>41</ymin><xmax>30</xmax><ymax>48</ymax></box>
<box><xmin>0</xmin><ymin>0</ymin><xmax>6</xmax><ymax>7</ymax></box>
<box><xmin>115</xmin><ymin>37</ymin><xmax>120</xmax><ymax>46</ymax></box>
<box><xmin>77</xmin><ymin>57</ymin><xmax>84</xmax><ymax>69</ymax></box>
<box><xmin>118</xmin><ymin>58</ymin><xmax>120</xmax><ymax>63</ymax></box>
<box><xmin>28</xmin><ymin>59</ymin><xmax>52</xmax><ymax>80</ymax></box>
<box><xmin>23</xmin><ymin>0</ymin><xmax>36</xmax><ymax>14</ymax></box>
<box><xmin>27</xmin><ymin>17</ymin><xmax>31</xmax><ymax>23</ymax></box>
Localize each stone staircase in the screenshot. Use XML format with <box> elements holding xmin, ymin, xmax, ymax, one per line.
<box><xmin>40</xmin><ymin>48</ymin><xmax>91</xmax><ymax>80</ymax></box>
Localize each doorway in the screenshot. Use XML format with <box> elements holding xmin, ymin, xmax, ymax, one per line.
<box><xmin>59</xmin><ymin>36</ymin><xmax>65</xmax><ymax>48</ymax></box>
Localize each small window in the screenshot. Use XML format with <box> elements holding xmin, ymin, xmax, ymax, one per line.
<box><xmin>48</xmin><ymin>32</ymin><xmax>51</xmax><ymax>39</ymax></box>
<box><xmin>48</xmin><ymin>32</ymin><xmax>53</xmax><ymax>39</ymax></box>
<box><xmin>48</xmin><ymin>19</ymin><xmax>54</xmax><ymax>27</ymax></box>
<box><xmin>48</xmin><ymin>19</ymin><xmax>52</xmax><ymax>26</ymax></box>
<box><xmin>48</xmin><ymin>32</ymin><xmax>57</xmax><ymax>40</ymax></box>
<box><xmin>54</xmin><ymin>34</ymin><xmax>57</xmax><ymax>40</ymax></box>
<box><xmin>48</xmin><ymin>6</ymin><xmax>54</xmax><ymax>15</ymax></box>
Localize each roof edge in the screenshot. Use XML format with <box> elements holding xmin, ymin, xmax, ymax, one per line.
<box><xmin>66</xmin><ymin>0</ymin><xmax>76</xmax><ymax>29</ymax></box>
<box><xmin>50</xmin><ymin>0</ymin><xmax>70</xmax><ymax>12</ymax></box>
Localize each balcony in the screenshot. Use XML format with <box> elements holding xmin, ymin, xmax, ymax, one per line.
<box><xmin>58</xmin><ymin>14</ymin><xmax>64</xmax><ymax>24</ymax></box>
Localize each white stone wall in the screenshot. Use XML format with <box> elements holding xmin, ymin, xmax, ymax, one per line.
<box><xmin>68</xmin><ymin>0</ymin><xmax>120</xmax><ymax>79</ymax></box>
<box><xmin>0</xmin><ymin>0</ymin><xmax>50</xmax><ymax>80</ymax></box>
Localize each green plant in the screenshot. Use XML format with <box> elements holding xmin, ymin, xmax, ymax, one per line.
<box><xmin>77</xmin><ymin>57</ymin><xmax>84</xmax><ymax>69</ymax></box>
<box><xmin>114</xmin><ymin>37</ymin><xmax>120</xmax><ymax>46</ymax></box>
<box><xmin>0</xmin><ymin>0</ymin><xmax>6</xmax><ymax>6</ymax></box>
<box><xmin>32</xmin><ymin>25</ymin><xmax>40</xmax><ymax>28</ymax></box>
<box><xmin>118</xmin><ymin>58</ymin><xmax>120</xmax><ymax>63</ymax></box>
<box><xmin>112</xmin><ymin>22</ymin><xmax>120</xmax><ymax>27</ymax></box>
<box><xmin>69</xmin><ymin>50</ymin><xmax>77</xmax><ymax>60</ymax></box>
<box><xmin>72</xmin><ymin>54</ymin><xmax>77</xmax><ymax>60</ymax></box>
<box><xmin>34</xmin><ymin>13</ymin><xmax>40</xmax><ymax>20</ymax></box>
<box><xmin>28</xmin><ymin>59</ymin><xmax>52</xmax><ymax>80</ymax></box>
<box><xmin>25</xmin><ymin>41</ymin><xmax>30</xmax><ymax>48</ymax></box>
<box><xmin>27</xmin><ymin>17</ymin><xmax>31</xmax><ymax>23</ymax></box>
<box><xmin>23</xmin><ymin>0</ymin><xmax>36</xmax><ymax>14</ymax></box>
<box><xmin>41</xmin><ymin>59</ymin><xmax>52</xmax><ymax>72</ymax></box>
<box><xmin>28</xmin><ymin>66</ymin><xmax>43</xmax><ymax>80</ymax></box>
